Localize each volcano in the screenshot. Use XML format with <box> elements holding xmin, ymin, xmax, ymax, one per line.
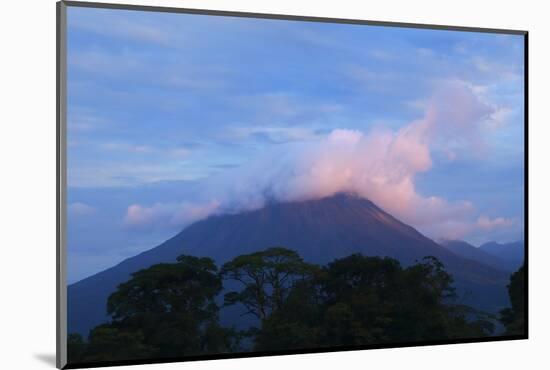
<box><xmin>68</xmin><ymin>193</ymin><xmax>510</xmax><ymax>336</ymax></box>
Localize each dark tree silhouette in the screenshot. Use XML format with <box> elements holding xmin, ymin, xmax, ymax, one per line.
<box><xmin>67</xmin><ymin>333</ymin><xmax>87</xmax><ymax>362</ymax></box>
<box><xmin>68</xmin><ymin>249</ymin><xmax>496</xmax><ymax>363</ymax></box>
<box><xmin>220</xmin><ymin>247</ymin><xmax>317</xmax><ymax>319</ymax></box>
<box><xmin>81</xmin><ymin>325</ymin><xmax>156</xmax><ymax>362</ymax></box>
<box><xmin>108</xmin><ymin>255</ymin><xmax>221</xmax><ymax>321</ymax></box>
<box><xmin>254</xmin><ymin>254</ymin><xmax>494</xmax><ymax>351</ymax></box>
<box><xmin>500</xmin><ymin>265</ymin><xmax>525</xmax><ymax>335</ymax></box>
<box><xmin>68</xmin><ymin>255</ymin><xmax>237</xmax><ymax>363</ymax></box>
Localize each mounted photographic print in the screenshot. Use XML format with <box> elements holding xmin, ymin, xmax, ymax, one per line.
<box><xmin>56</xmin><ymin>1</ymin><xmax>528</xmax><ymax>368</ymax></box>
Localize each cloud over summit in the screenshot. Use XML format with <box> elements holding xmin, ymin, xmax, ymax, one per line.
<box><xmin>125</xmin><ymin>81</ymin><xmax>516</xmax><ymax>240</ymax></box>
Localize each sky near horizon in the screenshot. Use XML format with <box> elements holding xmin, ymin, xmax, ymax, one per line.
<box><xmin>66</xmin><ymin>6</ymin><xmax>525</xmax><ymax>283</ymax></box>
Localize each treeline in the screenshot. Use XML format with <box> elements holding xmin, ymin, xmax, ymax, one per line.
<box><xmin>499</xmin><ymin>265</ymin><xmax>525</xmax><ymax>335</ymax></box>
<box><xmin>68</xmin><ymin>247</ymin><xmax>524</xmax><ymax>363</ymax></box>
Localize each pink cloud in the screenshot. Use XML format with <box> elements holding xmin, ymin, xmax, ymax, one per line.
<box><xmin>476</xmin><ymin>216</ymin><xmax>516</xmax><ymax>231</ymax></box>
<box><xmin>424</xmin><ymin>215</ymin><xmax>518</xmax><ymax>241</ymax></box>
<box><xmin>123</xmin><ymin>81</ymin><xmax>515</xmax><ymax>241</ymax></box>
<box><xmin>125</xmin><ymin>204</ymin><xmax>162</xmax><ymax>228</ymax></box>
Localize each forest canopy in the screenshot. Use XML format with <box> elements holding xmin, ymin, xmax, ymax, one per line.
<box><xmin>68</xmin><ymin>247</ymin><xmax>522</xmax><ymax>364</ymax></box>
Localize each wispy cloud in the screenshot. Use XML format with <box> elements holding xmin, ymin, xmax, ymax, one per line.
<box><xmin>230</xmin><ymin>92</ymin><xmax>344</xmax><ymax>123</ymax></box>
<box><xmin>100</xmin><ymin>142</ymin><xmax>153</xmax><ymax>153</ymax></box>
<box><xmin>476</xmin><ymin>215</ymin><xmax>516</xmax><ymax>231</ymax></box>
<box><xmin>68</xmin><ymin>107</ymin><xmax>110</xmax><ymax>133</ymax></box>
<box><xmin>69</xmin><ymin>8</ymin><xmax>176</xmax><ymax>47</ymax></box>
<box><xmin>225</xmin><ymin>126</ymin><xmax>321</xmax><ymax>144</ymax></box>
<box><xmin>169</xmin><ymin>148</ymin><xmax>191</xmax><ymax>158</ymax></box>
<box><xmin>68</xmin><ymin>202</ymin><xmax>96</xmax><ymax>216</ymax></box>
<box><xmin>124</xmin><ymin>201</ymin><xmax>220</xmax><ymax>230</ymax></box>
<box><xmin>471</xmin><ymin>56</ymin><xmax>523</xmax><ymax>81</ymax></box>
<box><xmin>68</xmin><ymin>161</ymin><xmax>204</xmax><ymax>188</ymax></box>
<box><xmin>69</xmin><ymin>47</ymin><xmax>228</xmax><ymax>94</ymax></box>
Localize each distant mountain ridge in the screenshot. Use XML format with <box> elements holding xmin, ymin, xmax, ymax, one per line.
<box><xmin>68</xmin><ymin>193</ymin><xmax>511</xmax><ymax>336</ymax></box>
<box><xmin>480</xmin><ymin>241</ymin><xmax>524</xmax><ymax>271</ymax></box>
<box><xmin>440</xmin><ymin>239</ymin><xmax>521</xmax><ymax>272</ymax></box>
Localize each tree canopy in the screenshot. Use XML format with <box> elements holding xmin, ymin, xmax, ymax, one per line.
<box><xmin>68</xmin><ymin>255</ymin><xmax>236</xmax><ymax>363</ymax></box>
<box><xmin>220</xmin><ymin>247</ymin><xmax>317</xmax><ymax>319</ymax></box>
<box><xmin>68</xmin><ymin>248</ymin><xmax>500</xmax><ymax>364</ymax></box>
<box><xmin>253</xmin><ymin>254</ymin><xmax>494</xmax><ymax>351</ymax></box>
<box><xmin>500</xmin><ymin>265</ymin><xmax>525</xmax><ymax>335</ymax></box>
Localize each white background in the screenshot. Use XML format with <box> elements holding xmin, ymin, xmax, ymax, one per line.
<box><xmin>1</xmin><ymin>0</ymin><xmax>548</xmax><ymax>369</ymax></box>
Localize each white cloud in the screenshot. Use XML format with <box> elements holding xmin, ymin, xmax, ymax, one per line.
<box><xmin>421</xmin><ymin>215</ymin><xmax>518</xmax><ymax>240</ymax></box>
<box><xmin>229</xmin><ymin>92</ymin><xmax>344</xmax><ymax>126</ymax></box>
<box><xmin>226</xmin><ymin>126</ymin><xmax>321</xmax><ymax>143</ymax></box>
<box><xmin>68</xmin><ymin>162</ymin><xmax>205</xmax><ymax>188</ymax></box>
<box><xmin>471</xmin><ymin>56</ymin><xmax>523</xmax><ymax>81</ymax></box>
<box><xmin>416</xmin><ymin>48</ymin><xmax>435</xmax><ymax>57</ymax></box>
<box><xmin>69</xmin><ymin>48</ymin><xmax>225</xmax><ymax>93</ymax></box>
<box><xmin>68</xmin><ymin>202</ymin><xmax>96</xmax><ymax>216</ymax></box>
<box><xmin>101</xmin><ymin>142</ymin><xmax>153</xmax><ymax>153</ymax></box>
<box><xmin>487</xmin><ymin>106</ymin><xmax>514</xmax><ymax>129</ymax></box>
<box><xmin>345</xmin><ymin>65</ymin><xmax>394</xmax><ymax>85</ymax></box>
<box><xmin>68</xmin><ymin>108</ymin><xmax>110</xmax><ymax>133</ymax></box>
<box><xmin>98</xmin><ymin>141</ymin><xmax>192</xmax><ymax>158</ymax></box>
<box><xmin>125</xmin><ymin>203</ymin><xmax>170</xmax><ymax>228</ymax></box>
<box><xmin>69</xmin><ymin>50</ymin><xmax>143</xmax><ymax>77</ymax></box>
<box><xmin>70</xmin><ymin>10</ymin><xmax>174</xmax><ymax>47</ymax></box>
<box><xmin>368</xmin><ymin>50</ymin><xmax>392</xmax><ymax>60</ymax></box>
<box><xmin>124</xmin><ymin>201</ymin><xmax>220</xmax><ymax>230</ymax></box>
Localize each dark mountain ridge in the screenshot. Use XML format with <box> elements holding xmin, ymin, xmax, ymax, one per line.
<box><xmin>68</xmin><ymin>193</ymin><xmax>510</xmax><ymax>336</ymax></box>
<box><xmin>480</xmin><ymin>241</ymin><xmax>524</xmax><ymax>271</ymax></box>
<box><xmin>440</xmin><ymin>239</ymin><xmax>519</xmax><ymax>272</ymax></box>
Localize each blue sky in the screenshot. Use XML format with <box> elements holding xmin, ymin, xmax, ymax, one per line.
<box><xmin>66</xmin><ymin>6</ymin><xmax>525</xmax><ymax>283</ymax></box>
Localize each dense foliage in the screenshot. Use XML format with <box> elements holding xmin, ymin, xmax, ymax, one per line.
<box><xmin>499</xmin><ymin>265</ymin><xmax>525</xmax><ymax>335</ymax></box>
<box><xmin>68</xmin><ymin>248</ymin><xmax>499</xmax><ymax>363</ymax></box>
<box><xmin>248</xmin><ymin>253</ymin><xmax>493</xmax><ymax>351</ymax></box>
<box><xmin>68</xmin><ymin>256</ymin><xmax>237</xmax><ymax>363</ymax></box>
